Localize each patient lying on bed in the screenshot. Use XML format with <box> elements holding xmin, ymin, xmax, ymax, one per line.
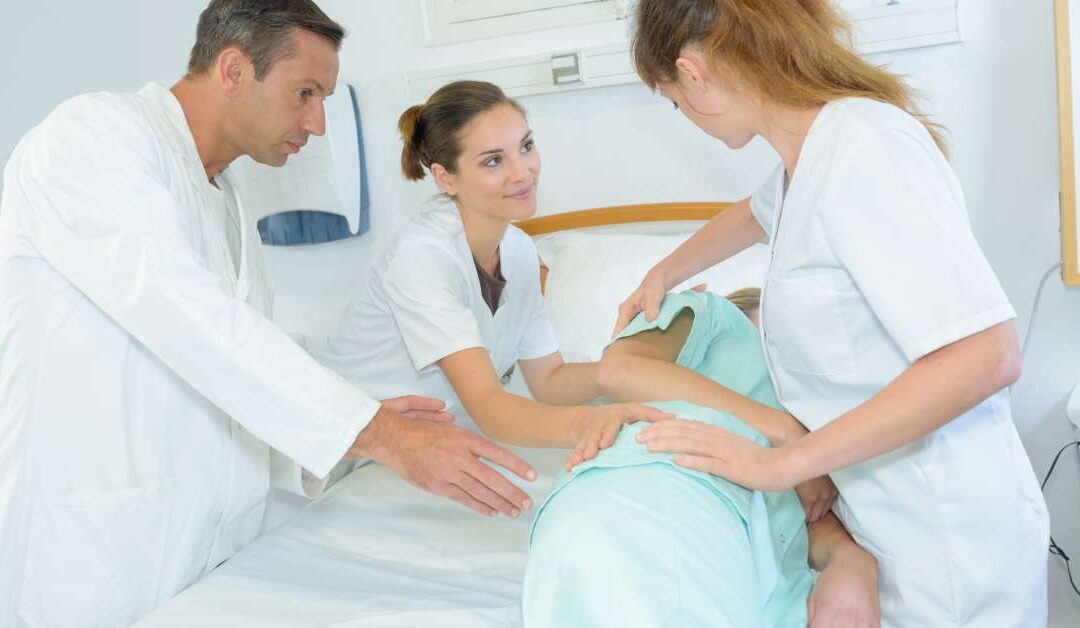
<box><xmin>524</xmin><ymin>290</ymin><xmax>878</xmax><ymax>628</ymax></box>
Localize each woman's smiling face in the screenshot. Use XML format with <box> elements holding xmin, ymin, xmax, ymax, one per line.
<box><xmin>433</xmin><ymin>103</ymin><xmax>541</xmax><ymax>223</ymax></box>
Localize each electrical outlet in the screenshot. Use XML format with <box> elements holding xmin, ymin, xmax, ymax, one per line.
<box><xmin>1067</xmin><ymin>381</ymin><xmax>1080</xmax><ymax>431</ymax></box>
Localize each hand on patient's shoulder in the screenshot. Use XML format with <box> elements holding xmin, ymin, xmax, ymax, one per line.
<box><xmin>348</xmin><ymin>406</ymin><xmax>537</xmax><ymax>518</ymax></box>
<box><xmin>613</xmin><ymin>270</ymin><xmax>670</xmax><ymax>337</ymax></box>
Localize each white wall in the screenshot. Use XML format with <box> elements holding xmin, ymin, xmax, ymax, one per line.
<box><xmin>0</xmin><ymin>1</ymin><xmax>205</xmax><ymax>178</ymax></box>
<box><xmin>1</xmin><ymin>1</ymin><xmax>1077</xmax><ymax>623</ymax></box>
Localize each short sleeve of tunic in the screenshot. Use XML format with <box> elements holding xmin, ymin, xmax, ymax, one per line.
<box><xmin>512</xmin><ymin>234</ymin><xmax>560</xmax><ymax>361</ymax></box>
<box><xmin>821</xmin><ymin>124</ymin><xmax>1016</xmax><ymax>362</ymax></box>
<box><xmin>383</xmin><ymin>237</ymin><xmax>485</xmax><ymax>372</ymax></box>
<box><xmin>518</xmin><ymin>293</ymin><xmax>560</xmax><ymax>360</ymax></box>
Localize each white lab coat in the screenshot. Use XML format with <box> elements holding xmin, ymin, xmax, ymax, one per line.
<box><xmin>752</xmin><ymin>98</ymin><xmax>1049</xmax><ymax>627</ymax></box>
<box><xmin>314</xmin><ymin>200</ymin><xmax>559</xmax><ymax>432</ymax></box>
<box><xmin>0</xmin><ymin>83</ymin><xmax>380</xmax><ymax>628</ymax></box>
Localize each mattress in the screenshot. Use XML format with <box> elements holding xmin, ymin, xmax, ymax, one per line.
<box><xmin>136</xmin><ymin>448</ymin><xmax>567</xmax><ymax>628</ymax></box>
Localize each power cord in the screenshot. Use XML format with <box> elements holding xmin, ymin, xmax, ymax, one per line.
<box><xmin>1041</xmin><ymin>439</ymin><xmax>1080</xmax><ymax>597</ymax></box>
<box><xmin>1020</xmin><ymin>262</ymin><xmax>1062</xmax><ymax>359</ymax></box>
<box><xmin>1021</xmin><ymin>260</ymin><xmax>1080</xmax><ymax>598</ymax></box>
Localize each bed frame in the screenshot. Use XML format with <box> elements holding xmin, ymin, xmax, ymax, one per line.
<box><xmin>515</xmin><ymin>202</ymin><xmax>731</xmax><ymax>236</ymax></box>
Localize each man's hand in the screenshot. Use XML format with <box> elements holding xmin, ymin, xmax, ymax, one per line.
<box><xmin>348</xmin><ymin>406</ymin><xmax>537</xmax><ymax>518</ymax></box>
<box><xmin>380</xmin><ymin>395</ymin><xmax>454</xmax><ymax>423</ymax></box>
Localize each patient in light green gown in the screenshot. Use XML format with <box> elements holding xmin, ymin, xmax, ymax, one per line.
<box><xmin>523</xmin><ymin>290</ymin><xmax>871</xmax><ymax>628</ymax></box>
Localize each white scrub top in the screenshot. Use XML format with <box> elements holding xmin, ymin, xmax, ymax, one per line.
<box><xmin>314</xmin><ymin>200</ymin><xmax>559</xmax><ymax>432</ymax></box>
<box><xmin>751</xmin><ymin>98</ymin><xmax>1049</xmax><ymax>627</ymax></box>
<box><xmin>0</xmin><ymin>84</ymin><xmax>380</xmax><ymax>628</ymax></box>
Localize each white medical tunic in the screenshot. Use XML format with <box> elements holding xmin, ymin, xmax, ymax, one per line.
<box><xmin>315</xmin><ymin>200</ymin><xmax>559</xmax><ymax>432</ymax></box>
<box><xmin>0</xmin><ymin>83</ymin><xmax>380</xmax><ymax>628</ymax></box>
<box><xmin>751</xmin><ymin>98</ymin><xmax>1049</xmax><ymax>627</ymax></box>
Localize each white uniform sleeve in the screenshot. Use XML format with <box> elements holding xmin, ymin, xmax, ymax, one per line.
<box><xmin>383</xmin><ymin>238</ymin><xmax>485</xmax><ymax>372</ymax></box>
<box><xmin>750</xmin><ymin>164</ymin><xmax>783</xmax><ymax>237</ymax></box>
<box><xmin>822</xmin><ymin>126</ymin><xmax>1016</xmax><ymax>362</ymax></box>
<box><xmin>518</xmin><ymin>259</ymin><xmax>560</xmax><ymax>361</ymax></box>
<box><xmin>11</xmin><ymin>96</ymin><xmax>379</xmax><ymax>478</ymax></box>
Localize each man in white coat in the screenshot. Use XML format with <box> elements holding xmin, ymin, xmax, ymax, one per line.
<box><xmin>0</xmin><ymin>1</ymin><xmax>537</xmax><ymax>626</ymax></box>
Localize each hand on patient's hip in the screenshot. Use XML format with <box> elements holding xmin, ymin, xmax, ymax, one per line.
<box><xmin>380</xmin><ymin>395</ymin><xmax>455</xmax><ymax>423</ymax></box>
<box><xmin>636</xmin><ymin>418</ymin><xmax>797</xmax><ymax>492</ymax></box>
<box><xmin>565</xmin><ymin>404</ymin><xmax>674</xmax><ymax>470</ymax></box>
<box><xmin>807</xmin><ymin>544</ymin><xmax>881</xmax><ymax>628</ymax></box>
<box><xmin>349</xmin><ymin>406</ymin><xmax>537</xmax><ymax>518</ymax></box>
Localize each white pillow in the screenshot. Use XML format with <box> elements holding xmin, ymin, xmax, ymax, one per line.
<box><xmin>537</xmin><ymin>232</ymin><xmax>767</xmax><ymax>362</ymax></box>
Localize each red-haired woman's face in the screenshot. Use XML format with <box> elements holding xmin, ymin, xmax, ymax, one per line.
<box><xmin>661</xmin><ymin>51</ymin><xmax>761</xmax><ymax>150</ymax></box>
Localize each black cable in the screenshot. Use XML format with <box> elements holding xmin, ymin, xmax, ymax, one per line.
<box><xmin>1042</xmin><ymin>439</ymin><xmax>1080</xmax><ymax>597</ymax></box>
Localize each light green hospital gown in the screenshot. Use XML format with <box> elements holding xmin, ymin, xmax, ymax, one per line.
<box><xmin>523</xmin><ymin>291</ymin><xmax>814</xmax><ymax>627</ymax></box>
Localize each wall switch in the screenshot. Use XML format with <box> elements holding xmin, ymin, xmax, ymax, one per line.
<box><xmin>551</xmin><ymin>52</ymin><xmax>582</xmax><ymax>85</ymax></box>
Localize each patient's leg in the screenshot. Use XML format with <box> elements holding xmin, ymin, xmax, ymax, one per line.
<box><xmin>596</xmin><ymin>309</ymin><xmax>801</xmax><ymax>447</ymax></box>
<box><xmin>523</xmin><ymin>464</ymin><xmax>763</xmax><ymax>628</ymax></box>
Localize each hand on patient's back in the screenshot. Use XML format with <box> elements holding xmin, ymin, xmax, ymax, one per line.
<box><xmin>380</xmin><ymin>395</ymin><xmax>455</xmax><ymax>423</ymax></box>
<box><xmin>612</xmin><ymin>270</ymin><xmax>669</xmax><ymax>337</ymax></box>
<box><xmin>795</xmin><ymin>475</ymin><xmax>839</xmax><ymax>523</ymax></box>
<box><xmin>565</xmin><ymin>404</ymin><xmax>674</xmax><ymax>471</ymax></box>
<box><xmin>349</xmin><ymin>407</ymin><xmax>537</xmax><ymax>518</ymax></box>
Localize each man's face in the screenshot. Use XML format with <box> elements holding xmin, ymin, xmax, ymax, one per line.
<box><xmin>235</xmin><ymin>28</ymin><xmax>340</xmax><ymax>166</ymax></box>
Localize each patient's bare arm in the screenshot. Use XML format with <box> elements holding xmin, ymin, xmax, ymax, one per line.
<box><xmin>597</xmin><ymin>309</ymin><xmax>805</xmax><ymax>447</ymax></box>
<box><xmin>806</xmin><ymin>513</ymin><xmax>881</xmax><ymax>627</ymax></box>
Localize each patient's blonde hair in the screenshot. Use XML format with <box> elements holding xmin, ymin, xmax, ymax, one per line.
<box><xmin>726</xmin><ymin>287</ymin><xmax>760</xmax><ymax>317</ymax></box>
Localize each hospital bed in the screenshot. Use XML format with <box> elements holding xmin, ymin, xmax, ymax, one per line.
<box><xmin>137</xmin><ymin>202</ymin><xmax>768</xmax><ymax>628</ymax></box>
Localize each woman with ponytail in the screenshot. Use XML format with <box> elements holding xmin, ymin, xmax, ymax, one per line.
<box><xmin>314</xmin><ymin>80</ymin><xmax>674</xmax><ymax>503</ymax></box>
<box><xmin>620</xmin><ymin>1</ymin><xmax>1049</xmax><ymax>626</ymax></box>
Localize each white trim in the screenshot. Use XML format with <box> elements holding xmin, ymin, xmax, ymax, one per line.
<box><xmin>851</xmin><ymin>0</ymin><xmax>962</xmax><ymax>55</ymax></box>
<box><xmin>409</xmin><ymin>0</ymin><xmax>962</xmax><ymax>101</ymax></box>
<box><xmin>421</xmin><ymin>0</ymin><xmax>625</xmax><ymax>46</ymax></box>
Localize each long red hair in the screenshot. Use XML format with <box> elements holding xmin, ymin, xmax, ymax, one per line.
<box><xmin>631</xmin><ymin>0</ymin><xmax>948</xmax><ymax>155</ymax></box>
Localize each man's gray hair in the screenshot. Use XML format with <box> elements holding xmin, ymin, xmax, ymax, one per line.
<box><xmin>187</xmin><ymin>0</ymin><xmax>345</xmax><ymax>80</ymax></box>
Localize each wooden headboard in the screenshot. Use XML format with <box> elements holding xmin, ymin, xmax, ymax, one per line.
<box><xmin>515</xmin><ymin>202</ymin><xmax>731</xmax><ymax>237</ymax></box>
<box><xmin>514</xmin><ymin>202</ymin><xmax>732</xmax><ymax>292</ymax></box>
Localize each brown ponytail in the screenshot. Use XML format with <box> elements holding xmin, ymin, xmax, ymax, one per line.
<box><xmin>398</xmin><ymin>104</ymin><xmax>426</xmax><ymax>181</ymax></box>
<box><xmin>631</xmin><ymin>0</ymin><xmax>948</xmax><ymax>155</ymax></box>
<box><xmin>397</xmin><ymin>81</ymin><xmax>526</xmax><ymax>181</ymax></box>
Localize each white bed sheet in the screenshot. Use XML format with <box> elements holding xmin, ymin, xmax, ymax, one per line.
<box><xmin>137</xmin><ymin>447</ymin><xmax>567</xmax><ymax>628</ymax></box>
